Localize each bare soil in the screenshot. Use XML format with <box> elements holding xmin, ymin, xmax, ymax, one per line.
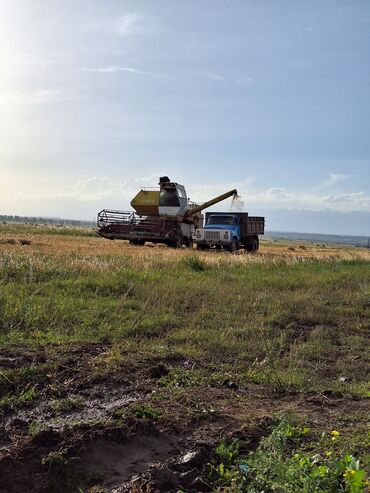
<box><xmin>0</xmin><ymin>343</ymin><xmax>368</xmax><ymax>493</ymax></box>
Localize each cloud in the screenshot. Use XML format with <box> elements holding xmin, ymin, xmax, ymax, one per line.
<box><xmin>32</xmin><ymin>176</ymin><xmax>161</xmax><ymax>203</ymax></box>
<box><xmin>0</xmin><ymin>90</ymin><xmax>83</xmax><ymax>105</ymax></box>
<box><xmin>0</xmin><ymin>90</ymin><xmax>60</xmax><ymax>105</ymax></box>
<box><xmin>243</xmin><ymin>188</ymin><xmax>370</xmax><ymax>212</ymax></box>
<box><xmin>83</xmin><ymin>12</ymin><xmax>154</xmax><ymax>37</ymax></box>
<box><xmin>199</xmin><ymin>73</ymin><xmax>257</xmax><ymax>85</ymax></box>
<box><xmin>322</xmin><ymin>191</ymin><xmax>370</xmax><ymax>208</ymax></box>
<box><xmin>199</xmin><ymin>72</ymin><xmax>225</xmax><ymax>82</ymax></box>
<box><xmin>317</xmin><ymin>173</ymin><xmax>350</xmax><ymax>189</ymax></box>
<box><xmin>82</xmin><ymin>66</ymin><xmax>157</xmax><ymax>77</ymax></box>
<box><xmin>0</xmin><ymin>54</ymin><xmax>65</xmax><ymax>67</ymax></box>
<box><xmin>115</xmin><ymin>13</ymin><xmax>146</xmax><ymax>36</ymax></box>
<box><xmin>4</xmin><ymin>175</ymin><xmax>370</xmax><ymax>215</ymax></box>
<box><xmin>237</xmin><ymin>77</ymin><xmax>257</xmax><ymax>85</ymax></box>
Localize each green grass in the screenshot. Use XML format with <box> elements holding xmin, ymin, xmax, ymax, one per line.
<box><xmin>207</xmin><ymin>417</ymin><xmax>369</xmax><ymax>492</ymax></box>
<box><xmin>0</xmin><ymin>386</ymin><xmax>38</xmax><ymax>413</ymax></box>
<box><xmin>0</xmin><ymin>244</ymin><xmax>369</xmax><ymax>395</ymax></box>
<box><xmin>112</xmin><ymin>403</ymin><xmax>162</xmax><ymax>421</ymax></box>
<box><xmin>0</xmin><ymin>222</ymin><xmax>95</xmax><ymax>237</ymax></box>
<box><xmin>48</xmin><ymin>396</ymin><xmax>85</xmax><ymax>414</ymax></box>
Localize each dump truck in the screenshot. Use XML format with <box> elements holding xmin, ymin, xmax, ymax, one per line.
<box><xmin>195</xmin><ymin>212</ymin><xmax>265</xmax><ymax>252</ymax></box>
<box><xmin>96</xmin><ymin>176</ymin><xmax>238</xmax><ymax>248</ymax></box>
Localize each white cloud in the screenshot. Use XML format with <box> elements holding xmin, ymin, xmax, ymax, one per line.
<box><xmin>2</xmin><ymin>175</ymin><xmax>369</xmax><ymax>214</ymax></box>
<box><xmin>0</xmin><ymin>90</ymin><xmax>83</xmax><ymax>105</ymax></box>
<box><xmin>322</xmin><ymin>191</ymin><xmax>370</xmax><ymax>207</ymax></box>
<box><xmin>243</xmin><ymin>188</ymin><xmax>370</xmax><ymax>212</ymax></box>
<box><xmin>82</xmin><ymin>66</ymin><xmax>156</xmax><ymax>77</ymax></box>
<box><xmin>115</xmin><ymin>13</ymin><xmax>146</xmax><ymax>36</ymax></box>
<box><xmin>237</xmin><ymin>77</ymin><xmax>257</xmax><ymax>85</ymax></box>
<box><xmin>83</xmin><ymin>12</ymin><xmax>154</xmax><ymax>37</ymax></box>
<box><xmin>27</xmin><ymin>176</ymin><xmax>161</xmax><ymax>203</ymax></box>
<box><xmin>0</xmin><ymin>90</ymin><xmax>60</xmax><ymax>105</ymax></box>
<box><xmin>0</xmin><ymin>54</ymin><xmax>65</xmax><ymax>67</ymax></box>
<box><xmin>316</xmin><ymin>173</ymin><xmax>350</xmax><ymax>189</ymax></box>
<box><xmin>199</xmin><ymin>72</ymin><xmax>225</xmax><ymax>82</ymax></box>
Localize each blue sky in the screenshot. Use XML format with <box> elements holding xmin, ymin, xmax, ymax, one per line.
<box><xmin>0</xmin><ymin>1</ymin><xmax>369</xmax><ymax>234</ymax></box>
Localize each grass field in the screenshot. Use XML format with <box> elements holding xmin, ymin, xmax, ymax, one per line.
<box><xmin>0</xmin><ymin>224</ymin><xmax>369</xmax><ymax>492</ymax></box>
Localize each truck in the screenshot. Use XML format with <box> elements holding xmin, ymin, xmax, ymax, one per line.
<box><xmin>195</xmin><ymin>212</ymin><xmax>265</xmax><ymax>252</ymax></box>
<box><xmin>96</xmin><ymin>177</ymin><xmax>238</xmax><ymax>248</ymax></box>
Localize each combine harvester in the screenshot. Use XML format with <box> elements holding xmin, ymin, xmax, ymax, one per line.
<box><xmin>97</xmin><ymin>176</ymin><xmax>237</xmax><ymax>248</ymax></box>
<box><xmin>97</xmin><ymin>176</ymin><xmax>265</xmax><ymax>250</ymax></box>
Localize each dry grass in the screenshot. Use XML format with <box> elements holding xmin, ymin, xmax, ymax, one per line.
<box><xmin>0</xmin><ymin>230</ymin><xmax>369</xmax><ymax>273</ymax></box>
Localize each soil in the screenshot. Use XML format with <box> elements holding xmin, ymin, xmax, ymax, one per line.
<box><xmin>0</xmin><ymin>343</ymin><xmax>368</xmax><ymax>493</ymax></box>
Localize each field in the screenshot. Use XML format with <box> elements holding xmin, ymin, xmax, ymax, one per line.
<box><xmin>0</xmin><ymin>224</ymin><xmax>369</xmax><ymax>492</ymax></box>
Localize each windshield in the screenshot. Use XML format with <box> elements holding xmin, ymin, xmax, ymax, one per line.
<box><xmin>159</xmin><ymin>189</ymin><xmax>180</xmax><ymax>207</ymax></box>
<box><xmin>207</xmin><ymin>215</ymin><xmax>235</xmax><ymax>225</ymax></box>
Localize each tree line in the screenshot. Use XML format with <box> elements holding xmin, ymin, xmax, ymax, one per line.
<box><xmin>0</xmin><ymin>215</ymin><xmax>93</xmax><ymax>226</ymax></box>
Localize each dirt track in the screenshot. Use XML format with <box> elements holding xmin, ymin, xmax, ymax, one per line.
<box><xmin>0</xmin><ymin>343</ymin><xmax>368</xmax><ymax>492</ymax></box>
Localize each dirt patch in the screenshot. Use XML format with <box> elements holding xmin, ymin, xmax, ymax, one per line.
<box><xmin>80</xmin><ymin>432</ymin><xmax>179</xmax><ymax>490</ymax></box>
<box><xmin>0</xmin><ymin>344</ymin><xmax>368</xmax><ymax>493</ymax></box>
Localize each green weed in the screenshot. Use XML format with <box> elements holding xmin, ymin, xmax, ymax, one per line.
<box><xmin>158</xmin><ymin>368</ymin><xmax>203</xmax><ymax>388</ymax></box>
<box><xmin>28</xmin><ymin>421</ymin><xmax>47</xmax><ymax>437</ymax></box>
<box><xmin>0</xmin><ymin>385</ymin><xmax>38</xmax><ymax>413</ymax></box>
<box><xmin>48</xmin><ymin>396</ymin><xmax>84</xmax><ymax>414</ymax></box>
<box><xmin>181</xmin><ymin>255</ymin><xmax>207</xmax><ymax>272</ymax></box>
<box><xmin>207</xmin><ymin>418</ymin><xmax>369</xmax><ymax>492</ymax></box>
<box><xmin>130</xmin><ymin>404</ymin><xmax>162</xmax><ymax>420</ymax></box>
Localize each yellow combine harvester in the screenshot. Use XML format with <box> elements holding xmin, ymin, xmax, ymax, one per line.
<box><xmin>97</xmin><ymin>176</ymin><xmax>237</xmax><ymax>248</ymax></box>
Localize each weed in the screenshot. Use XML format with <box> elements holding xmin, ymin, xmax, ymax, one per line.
<box><xmin>207</xmin><ymin>418</ymin><xmax>368</xmax><ymax>492</ymax></box>
<box><xmin>48</xmin><ymin>395</ymin><xmax>84</xmax><ymax>414</ymax></box>
<box><xmin>28</xmin><ymin>421</ymin><xmax>47</xmax><ymax>436</ymax></box>
<box><xmin>112</xmin><ymin>404</ymin><xmax>162</xmax><ymax>421</ymax></box>
<box><xmin>130</xmin><ymin>404</ymin><xmax>162</xmax><ymax>420</ymax></box>
<box><xmin>158</xmin><ymin>368</ymin><xmax>203</xmax><ymax>388</ymax></box>
<box><xmin>0</xmin><ymin>385</ymin><xmax>37</xmax><ymax>413</ymax></box>
<box><xmin>93</xmin><ymin>345</ymin><xmax>123</xmax><ymax>372</ymax></box>
<box><xmin>181</xmin><ymin>255</ymin><xmax>207</xmax><ymax>272</ymax></box>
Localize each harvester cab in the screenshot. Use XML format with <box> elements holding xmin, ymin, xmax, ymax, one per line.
<box><xmin>158</xmin><ymin>176</ymin><xmax>189</xmax><ymax>217</ymax></box>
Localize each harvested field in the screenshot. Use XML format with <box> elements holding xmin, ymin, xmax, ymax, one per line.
<box><xmin>0</xmin><ymin>224</ymin><xmax>369</xmax><ymax>492</ymax></box>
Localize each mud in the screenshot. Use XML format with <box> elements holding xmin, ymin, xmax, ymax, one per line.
<box><xmin>0</xmin><ymin>344</ymin><xmax>368</xmax><ymax>493</ymax></box>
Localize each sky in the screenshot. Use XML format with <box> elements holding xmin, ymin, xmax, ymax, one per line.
<box><xmin>0</xmin><ymin>0</ymin><xmax>369</xmax><ymax>235</ymax></box>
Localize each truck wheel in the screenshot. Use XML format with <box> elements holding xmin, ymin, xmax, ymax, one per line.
<box><xmin>246</xmin><ymin>238</ymin><xmax>258</xmax><ymax>252</ymax></box>
<box><xmin>228</xmin><ymin>238</ymin><xmax>237</xmax><ymax>253</ymax></box>
<box><xmin>197</xmin><ymin>244</ymin><xmax>208</xmax><ymax>251</ymax></box>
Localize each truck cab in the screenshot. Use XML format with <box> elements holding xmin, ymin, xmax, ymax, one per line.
<box><xmin>196</xmin><ymin>214</ymin><xmax>240</xmax><ymax>251</ymax></box>
<box><xmin>195</xmin><ymin>212</ymin><xmax>264</xmax><ymax>252</ymax></box>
